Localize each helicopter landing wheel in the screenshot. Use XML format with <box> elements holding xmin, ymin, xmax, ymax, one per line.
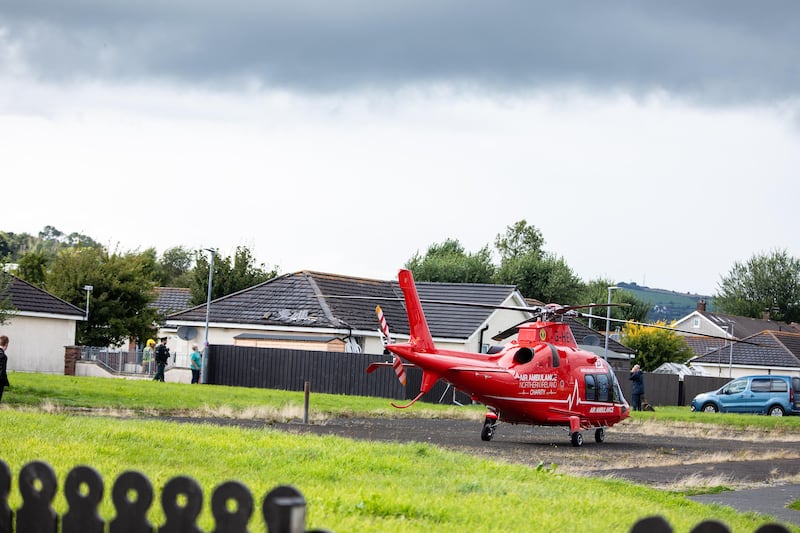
<box><xmin>571</xmin><ymin>431</ymin><xmax>583</xmax><ymax>447</ymax></box>
<box><xmin>481</xmin><ymin>420</ymin><xmax>495</xmax><ymax>441</ymax></box>
<box><xmin>594</xmin><ymin>428</ymin><xmax>605</xmax><ymax>443</ymax></box>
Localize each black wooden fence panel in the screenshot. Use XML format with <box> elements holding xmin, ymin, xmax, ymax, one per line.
<box><xmin>208</xmin><ymin>346</ymin><xmax>474</xmax><ymax>405</ymax></box>
<box><xmin>208</xmin><ymin>346</ymin><xmax>407</xmax><ymax>400</ymax></box>
<box><xmin>642</xmin><ymin>373</ymin><xmax>679</xmax><ymax>407</ymax></box>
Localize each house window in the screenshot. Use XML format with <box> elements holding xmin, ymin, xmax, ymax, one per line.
<box><xmin>692</xmin><ymin>318</ymin><xmax>700</xmax><ymax>328</ymax></box>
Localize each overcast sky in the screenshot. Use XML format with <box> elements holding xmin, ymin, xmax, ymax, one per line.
<box><xmin>2</xmin><ymin>1</ymin><xmax>798</xmax><ymax>296</ymax></box>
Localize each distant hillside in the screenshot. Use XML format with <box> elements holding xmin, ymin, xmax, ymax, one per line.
<box><xmin>617</xmin><ymin>282</ymin><xmax>714</xmax><ymax>322</ymax></box>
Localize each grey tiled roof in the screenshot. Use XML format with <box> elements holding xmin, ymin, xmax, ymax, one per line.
<box><xmin>413</xmin><ymin>281</ymin><xmax>519</xmax><ymax>339</ymax></box>
<box><xmin>697</xmin><ymin>310</ymin><xmax>800</xmax><ymax>338</ymax></box>
<box><xmin>2</xmin><ymin>275</ymin><xmax>84</xmax><ymax>317</ymax></box>
<box><xmin>150</xmin><ymin>287</ymin><xmax>192</xmax><ymax>316</ymax></box>
<box><xmin>691</xmin><ymin>331</ymin><xmax>800</xmax><ymax>369</ymax></box>
<box><xmin>168</xmin><ymin>271</ymin><xmax>520</xmax><ymax>340</ymax></box>
<box><xmin>683</xmin><ymin>335</ymin><xmax>727</xmax><ymax>357</ymax></box>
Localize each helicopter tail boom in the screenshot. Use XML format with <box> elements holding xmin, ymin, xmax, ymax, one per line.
<box><xmin>397</xmin><ymin>269</ymin><xmax>436</xmax><ymax>353</ymax></box>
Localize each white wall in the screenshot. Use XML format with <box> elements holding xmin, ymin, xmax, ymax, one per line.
<box><xmin>1</xmin><ymin>314</ymin><xmax>78</xmax><ymax>373</ymax></box>
<box><xmin>163</xmin><ymin>325</ymin><xmax>388</xmax><ymax>356</ymax></box>
<box><xmin>690</xmin><ymin>363</ymin><xmax>800</xmax><ymax>379</ymax></box>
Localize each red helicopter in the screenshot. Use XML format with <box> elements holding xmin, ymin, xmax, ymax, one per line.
<box><xmin>367</xmin><ymin>269</ymin><xmax>631</xmax><ymax>447</ymax></box>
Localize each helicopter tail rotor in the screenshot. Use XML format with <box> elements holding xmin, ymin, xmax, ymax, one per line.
<box><xmin>376</xmin><ymin>305</ymin><xmax>407</xmax><ymax>386</ymax></box>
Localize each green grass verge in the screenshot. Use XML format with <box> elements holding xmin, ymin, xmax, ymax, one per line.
<box><xmin>5</xmin><ymin>371</ymin><xmax>482</xmax><ymax>420</ymax></box>
<box><xmin>633</xmin><ymin>405</ymin><xmax>800</xmax><ymax>431</ymax></box>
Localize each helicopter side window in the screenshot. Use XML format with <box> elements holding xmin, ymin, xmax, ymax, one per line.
<box><xmin>596</xmin><ymin>374</ymin><xmax>610</xmax><ymax>402</ymax></box>
<box><xmin>584</xmin><ymin>375</ymin><xmax>596</xmax><ymax>401</ymax></box>
<box><xmin>609</xmin><ymin>372</ymin><xmax>622</xmax><ymax>402</ymax></box>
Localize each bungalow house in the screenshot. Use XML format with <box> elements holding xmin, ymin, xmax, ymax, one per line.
<box><xmin>672</xmin><ymin>300</ymin><xmax>800</xmax><ymax>345</ymax></box>
<box><xmin>165</xmin><ymin>271</ymin><xmax>533</xmax><ymax>356</ymax></box>
<box><xmin>0</xmin><ymin>275</ymin><xmax>85</xmax><ymax>373</ymax></box>
<box><xmin>672</xmin><ymin>301</ymin><xmax>800</xmax><ymax>378</ymax></box>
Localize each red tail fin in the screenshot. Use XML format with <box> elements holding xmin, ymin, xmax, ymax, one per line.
<box><xmin>397</xmin><ymin>269</ymin><xmax>436</xmax><ymax>353</ymax></box>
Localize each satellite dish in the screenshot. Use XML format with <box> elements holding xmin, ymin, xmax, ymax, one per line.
<box><xmin>177</xmin><ymin>326</ymin><xmax>197</xmax><ymax>341</ymax></box>
<box><xmin>583</xmin><ymin>334</ymin><xmax>601</xmax><ymax>346</ymax></box>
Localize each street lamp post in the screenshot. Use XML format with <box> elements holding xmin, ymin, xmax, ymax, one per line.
<box><xmin>719</xmin><ymin>323</ymin><xmax>735</xmax><ymax>377</ymax></box>
<box><xmin>83</xmin><ymin>285</ymin><xmax>93</xmax><ymax>321</ymax></box>
<box><xmin>201</xmin><ymin>249</ymin><xmax>216</xmax><ymax>384</ymax></box>
<box><xmin>727</xmin><ymin>322</ymin><xmax>734</xmax><ymax>378</ymax></box>
<box><xmin>604</xmin><ymin>286</ymin><xmax>619</xmax><ymax>360</ymax></box>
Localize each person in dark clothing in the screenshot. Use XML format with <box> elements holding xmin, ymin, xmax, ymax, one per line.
<box><xmin>629</xmin><ymin>364</ymin><xmax>644</xmax><ymax>411</ymax></box>
<box><xmin>153</xmin><ymin>337</ymin><xmax>170</xmax><ymax>382</ymax></box>
<box><xmin>0</xmin><ymin>335</ymin><xmax>10</xmax><ymax>402</ymax></box>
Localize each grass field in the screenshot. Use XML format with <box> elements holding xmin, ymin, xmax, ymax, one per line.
<box><xmin>2</xmin><ymin>372</ymin><xmax>798</xmax><ymax>532</ymax></box>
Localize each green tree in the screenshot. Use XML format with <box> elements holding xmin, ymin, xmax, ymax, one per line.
<box><xmin>715</xmin><ymin>249</ymin><xmax>800</xmax><ymax>323</ymax></box>
<box><xmin>0</xmin><ymin>231</ymin><xmax>37</xmax><ymax>261</ymax></box>
<box><xmin>15</xmin><ymin>251</ymin><xmax>49</xmax><ymax>288</ymax></box>
<box><xmin>0</xmin><ymin>267</ymin><xmax>16</xmax><ymax>325</ymax></box>
<box><xmin>0</xmin><ymin>233</ymin><xmax>11</xmax><ymax>260</ymax></box>
<box><xmin>494</xmin><ymin>219</ymin><xmax>545</xmax><ymax>261</ymax></box>
<box><xmin>495</xmin><ymin>252</ymin><xmax>584</xmax><ymax>303</ymax></box>
<box><xmin>621</xmin><ymin>322</ymin><xmax>694</xmax><ymax>371</ymax></box>
<box><xmin>33</xmin><ymin>225</ymin><xmax>101</xmax><ymax>258</ymax></box>
<box><xmin>190</xmin><ymin>246</ymin><xmax>279</xmax><ymax>305</ymax></box>
<box><xmin>158</xmin><ymin>246</ymin><xmax>195</xmax><ymax>287</ymax></box>
<box><xmin>46</xmin><ymin>247</ymin><xmax>159</xmax><ymax>346</ymax></box>
<box><xmin>492</xmin><ymin>220</ymin><xmax>585</xmax><ymax>303</ymax></box>
<box><xmin>404</xmin><ymin>239</ymin><xmax>495</xmax><ymax>283</ymax></box>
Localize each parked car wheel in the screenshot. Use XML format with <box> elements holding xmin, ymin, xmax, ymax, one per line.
<box><xmin>767</xmin><ymin>405</ymin><xmax>785</xmax><ymax>417</ymax></box>
<box><xmin>702</xmin><ymin>403</ymin><xmax>718</xmax><ymax>413</ymax></box>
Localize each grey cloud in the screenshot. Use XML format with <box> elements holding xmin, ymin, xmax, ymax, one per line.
<box><xmin>2</xmin><ymin>0</ymin><xmax>799</xmax><ymax>103</ymax></box>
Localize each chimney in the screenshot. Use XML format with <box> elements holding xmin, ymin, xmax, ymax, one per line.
<box><xmin>696</xmin><ymin>300</ymin><xmax>706</xmax><ymax>312</ymax></box>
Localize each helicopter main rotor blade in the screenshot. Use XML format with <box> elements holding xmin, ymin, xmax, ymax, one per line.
<box><xmin>324</xmin><ymin>295</ymin><xmax>539</xmax><ymax>313</ymax></box>
<box><xmin>491</xmin><ymin>303</ymin><xmax>633</xmax><ymax>341</ymax></box>
<box><xmin>326</xmin><ymin>296</ymin><xmax>631</xmax><ymax>314</ymax></box>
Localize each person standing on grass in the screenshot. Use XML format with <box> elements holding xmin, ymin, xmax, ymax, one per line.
<box><xmin>630</xmin><ymin>363</ymin><xmax>644</xmax><ymax>411</ymax></box>
<box><xmin>142</xmin><ymin>338</ymin><xmax>155</xmax><ymax>369</ymax></box>
<box><xmin>0</xmin><ymin>335</ymin><xmax>10</xmax><ymax>402</ymax></box>
<box><xmin>153</xmin><ymin>337</ymin><xmax>170</xmax><ymax>382</ymax></box>
<box><xmin>190</xmin><ymin>345</ymin><xmax>201</xmax><ymax>384</ymax></box>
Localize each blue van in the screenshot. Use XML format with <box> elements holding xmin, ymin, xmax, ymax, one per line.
<box><xmin>690</xmin><ymin>375</ymin><xmax>800</xmax><ymax>416</ymax></box>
